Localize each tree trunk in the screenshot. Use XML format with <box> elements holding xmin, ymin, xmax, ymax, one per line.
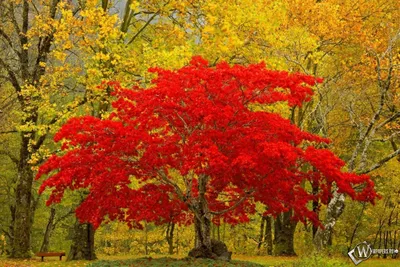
<box><xmin>313</xmin><ymin>190</ymin><xmax>345</xmax><ymax>251</ymax></box>
<box><xmin>383</xmin><ymin>231</ymin><xmax>388</xmax><ymax>259</ymax></box>
<box><xmin>265</xmin><ymin>216</ymin><xmax>273</xmax><ymax>255</ymax></box>
<box><xmin>40</xmin><ymin>207</ymin><xmax>56</xmax><ymax>252</ymax></box>
<box><xmin>274</xmin><ymin>210</ymin><xmax>297</xmax><ymax>256</ymax></box>
<box><xmin>67</xmin><ymin>219</ymin><xmax>96</xmax><ymax>261</ymax></box>
<box><xmin>347</xmin><ymin>203</ymin><xmax>366</xmax><ymax>252</ymax></box>
<box><xmin>222</xmin><ymin>223</ymin><xmax>225</xmax><ymax>242</ymax></box>
<box><xmin>194</xmin><ymin>175</ymin><xmax>212</xmax><ymax>252</ymax></box>
<box><xmin>189</xmin><ymin>175</ymin><xmax>214</xmax><ymax>258</ymax></box>
<box><xmin>188</xmin><ymin>175</ymin><xmax>231</xmax><ymax>260</ymax></box>
<box><xmin>12</xmin><ymin>144</ymin><xmax>34</xmax><ymax>258</ymax></box>
<box><xmin>6</xmin><ymin>205</ymin><xmax>16</xmax><ymax>256</ymax></box>
<box><xmin>176</xmin><ymin>225</ymin><xmax>180</xmax><ymax>254</ymax></box>
<box><xmin>166</xmin><ymin>222</ymin><xmax>175</xmax><ymax>255</ymax></box>
<box><xmin>194</xmin><ymin>210</ymin><xmax>212</xmax><ymax>251</ymax></box>
<box><xmin>144</xmin><ymin>222</ymin><xmax>148</xmax><ymax>255</ymax></box>
<box><xmin>257</xmin><ymin>216</ymin><xmax>265</xmax><ymax>254</ymax></box>
<box><xmin>312</xmin><ymin>181</ymin><xmax>319</xmax><ymax>238</ymax></box>
<box><xmin>3</xmin><ymin>0</ymin><xmax>60</xmax><ymax>259</ymax></box>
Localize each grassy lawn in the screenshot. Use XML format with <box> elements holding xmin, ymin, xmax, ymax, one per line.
<box><xmin>0</xmin><ymin>254</ymin><xmax>399</xmax><ymax>266</ymax></box>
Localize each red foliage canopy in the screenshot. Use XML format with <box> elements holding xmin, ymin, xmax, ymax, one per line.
<box><xmin>36</xmin><ymin>56</ymin><xmax>377</xmax><ymax>229</ymax></box>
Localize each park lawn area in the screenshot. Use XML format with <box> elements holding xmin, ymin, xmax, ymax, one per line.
<box><xmin>0</xmin><ymin>255</ymin><xmax>263</xmax><ymax>267</ymax></box>
<box><xmin>0</xmin><ymin>254</ymin><xmax>399</xmax><ymax>267</ymax></box>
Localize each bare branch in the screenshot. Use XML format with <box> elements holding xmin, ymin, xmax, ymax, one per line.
<box><xmin>210</xmin><ymin>190</ymin><xmax>255</xmax><ymax>215</ymax></box>
<box><xmin>9</xmin><ymin>3</ymin><xmax>21</xmax><ymax>42</ymax></box>
<box><xmin>157</xmin><ymin>169</ymin><xmax>185</xmax><ymax>201</ymax></box>
<box><xmin>127</xmin><ymin>10</ymin><xmax>160</xmax><ymax>45</ymax></box>
<box><xmin>0</xmin><ymin>130</ymin><xmax>18</xmax><ymax>134</ymax></box>
<box><xmin>358</xmin><ymin>147</ymin><xmax>400</xmax><ymax>174</ymax></box>
<box><xmin>54</xmin><ymin>209</ymin><xmax>74</xmax><ymax>227</ymax></box>
<box><xmin>0</xmin><ymin>57</ymin><xmax>22</xmax><ymax>94</ymax></box>
<box><xmin>372</xmin><ymin>132</ymin><xmax>400</xmax><ymax>143</ymax></box>
<box><xmin>0</xmin><ymin>28</ymin><xmax>20</xmax><ymax>57</ymax></box>
<box><xmin>376</xmin><ymin>111</ymin><xmax>400</xmax><ymax>130</ymax></box>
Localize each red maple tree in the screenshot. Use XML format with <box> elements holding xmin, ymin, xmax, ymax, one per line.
<box><xmin>36</xmin><ymin>56</ymin><xmax>377</xmax><ymax>256</ymax></box>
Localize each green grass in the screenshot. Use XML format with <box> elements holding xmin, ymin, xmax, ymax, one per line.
<box><xmin>233</xmin><ymin>255</ymin><xmax>297</xmax><ymax>266</ymax></box>
<box><xmin>88</xmin><ymin>257</ymin><xmax>264</xmax><ymax>267</ymax></box>
<box><xmin>0</xmin><ymin>254</ymin><xmax>399</xmax><ymax>267</ymax></box>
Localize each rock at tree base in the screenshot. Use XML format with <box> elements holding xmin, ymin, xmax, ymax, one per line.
<box><xmin>188</xmin><ymin>240</ymin><xmax>232</xmax><ymax>261</ymax></box>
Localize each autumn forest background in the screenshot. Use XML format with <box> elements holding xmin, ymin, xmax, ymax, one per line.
<box><xmin>0</xmin><ymin>0</ymin><xmax>399</xmax><ymax>266</ymax></box>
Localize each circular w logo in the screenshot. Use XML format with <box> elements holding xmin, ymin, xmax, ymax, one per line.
<box><xmin>348</xmin><ymin>241</ymin><xmax>373</xmax><ymax>265</ymax></box>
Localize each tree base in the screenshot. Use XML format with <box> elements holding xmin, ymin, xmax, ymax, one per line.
<box><xmin>188</xmin><ymin>240</ymin><xmax>232</xmax><ymax>261</ymax></box>
<box><xmin>66</xmin><ymin>221</ymin><xmax>96</xmax><ymax>261</ymax></box>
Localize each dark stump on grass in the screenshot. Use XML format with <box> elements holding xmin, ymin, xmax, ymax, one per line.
<box><xmin>188</xmin><ymin>239</ymin><xmax>232</xmax><ymax>261</ymax></box>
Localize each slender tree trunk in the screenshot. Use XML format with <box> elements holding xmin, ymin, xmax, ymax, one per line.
<box><xmin>67</xmin><ymin>219</ymin><xmax>96</xmax><ymax>261</ymax></box>
<box><xmin>222</xmin><ymin>223</ymin><xmax>226</xmax><ymax>242</ymax></box>
<box><xmin>176</xmin><ymin>226</ymin><xmax>180</xmax><ymax>255</ymax></box>
<box><xmin>217</xmin><ymin>224</ymin><xmax>220</xmax><ymax>241</ymax></box>
<box><xmin>312</xmin><ymin>181</ymin><xmax>319</xmax><ymax>238</ymax></box>
<box><xmin>384</xmin><ymin>231</ymin><xmax>388</xmax><ymax>259</ymax></box>
<box><xmin>373</xmin><ymin>217</ymin><xmax>386</xmax><ymax>248</ymax></box>
<box><xmin>347</xmin><ymin>203</ymin><xmax>366</xmax><ymax>252</ymax></box>
<box><xmin>212</xmin><ymin>221</ymin><xmax>215</xmax><ymax>240</ymax></box>
<box><xmin>257</xmin><ymin>216</ymin><xmax>265</xmax><ymax>254</ymax></box>
<box><xmin>144</xmin><ymin>222</ymin><xmax>148</xmax><ymax>255</ymax></box>
<box><xmin>166</xmin><ymin>222</ymin><xmax>175</xmax><ymax>255</ymax></box>
<box><xmin>40</xmin><ymin>207</ymin><xmax>56</xmax><ymax>252</ymax></box>
<box><xmin>393</xmin><ymin>213</ymin><xmax>398</xmax><ymax>259</ymax></box>
<box><xmin>265</xmin><ymin>216</ymin><xmax>273</xmax><ymax>256</ymax></box>
<box><xmin>274</xmin><ymin>210</ymin><xmax>297</xmax><ymax>256</ymax></box>
<box><xmin>378</xmin><ymin>230</ymin><xmax>382</xmax><ymax>258</ymax></box>
<box><xmin>6</xmin><ymin>205</ymin><xmax>16</xmax><ymax>255</ymax></box>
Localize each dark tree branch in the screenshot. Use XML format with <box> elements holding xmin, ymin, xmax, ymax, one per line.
<box><xmin>210</xmin><ymin>190</ymin><xmax>255</xmax><ymax>216</ymax></box>
<box><xmin>0</xmin><ymin>28</ymin><xmax>20</xmax><ymax>58</ymax></box>
<box><xmin>32</xmin><ymin>0</ymin><xmax>60</xmax><ymax>84</ymax></box>
<box><xmin>120</xmin><ymin>0</ymin><xmax>133</xmax><ymax>33</ymax></box>
<box><xmin>0</xmin><ymin>130</ymin><xmax>18</xmax><ymax>134</ymax></box>
<box><xmin>157</xmin><ymin>169</ymin><xmax>185</xmax><ymax>201</ymax></box>
<box><xmin>0</xmin><ymin>57</ymin><xmax>22</xmax><ymax>94</ymax></box>
<box><xmin>376</xmin><ymin>111</ymin><xmax>400</xmax><ymax>130</ymax></box>
<box><xmin>127</xmin><ymin>9</ymin><xmax>160</xmax><ymax>45</ymax></box>
<box><xmin>54</xmin><ymin>209</ymin><xmax>74</xmax><ymax>227</ymax></box>
<box><xmin>359</xmin><ymin>147</ymin><xmax>400</xmax><ymax>174</ymax></box>
<box><xmin>9</xmin><ymin>3</ymin><xmax>21</xmax><ymax>43</ymax></box>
